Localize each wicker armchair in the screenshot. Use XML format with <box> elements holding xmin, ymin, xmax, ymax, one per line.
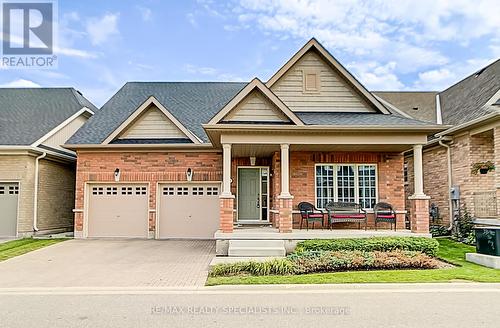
<box><xmin>374</xmin><ymin>202</ymin><xmax>397</xmax><ymax>231</ymax></box>
<box><xmin>298</xmin><ymin>202</ymin><xmax>325</xmax><ymax>230</ymax></box>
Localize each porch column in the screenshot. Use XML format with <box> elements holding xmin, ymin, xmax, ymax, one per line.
<box><xmin>219</xmin><ymin>143</ymin><xmax>234</xmax><ymax>233</ymax></box>
<box><xmin>278</xmin><ymin>143</ymin><xmax>293</xmax><ymax>233</ymax></box>
<box><xmin>409</xmin><ymin>144</ymin><xmax>430</xmax><ymax>233</ymax></box>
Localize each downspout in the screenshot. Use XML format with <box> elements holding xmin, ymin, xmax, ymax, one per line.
<box><xmin>33</xmin><ymin>152</ymin><xmax>47</xmax><ymax>233</ymax></box>
<box><xmin>438</xmin><ymin>137</ymin><xmax>453</xmax><ymax>230</ymax></box>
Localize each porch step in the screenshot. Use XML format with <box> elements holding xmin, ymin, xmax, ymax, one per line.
<box><xmin>228</xmin><ymin>240</ymin><xmax>286</xmax><ymax>257</ymax></box>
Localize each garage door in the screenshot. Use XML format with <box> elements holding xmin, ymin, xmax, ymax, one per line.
<box><xmin>88</xmin><ymin>184</ymin><xmax>149</xmax><ymax>238</ymax></box>
<box><xmin>0</xmin><ymin>183</ymin><xmax>18</xmax><ymax>237</ymax></box>
<box><xmin>158</xmin><ymin>183</ymin><xmax>220</xmax><ymax>239</ymax></box>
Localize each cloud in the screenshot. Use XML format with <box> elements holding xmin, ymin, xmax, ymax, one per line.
<box><xmin>86</xmin><ymin>13</ymin><xmax>120</xmax><ymax>46</ymax></box>
<box><xmin>0</xmin><ymin>79</ymin><xmax>41</xmax><ymax>88</ymax></box>
<box><xmin>202</xmin><ymin>0</ymin><xmax>500</xmax><ymax>89</ymax></box>
<box><xmin>414</xmin><ymin>58</ymin><xmax>497</xmax><ymax>90</ymax></box>
<box><xmin>184</xmin><ymin>64</ymin><xmax>246</xmax><ymax>81</ymax></box>
<box><xmin>137</xmin><ymin>6</ymin><xmax>152</xmax><ymax>22</ymax></box>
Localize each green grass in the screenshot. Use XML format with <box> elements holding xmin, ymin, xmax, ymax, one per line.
<box><xmin>0</xmin><ymin>238</ymin><xmax>67</xmax><ymax>261</ymax></box>
<box><xmin>206</xmin><ymin>238</ymin><xmax>500</xmax><ymax>286</ymax></box>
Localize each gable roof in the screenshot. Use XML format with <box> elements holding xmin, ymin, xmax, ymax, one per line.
<box><xmin>207</xmin><ymin>78</ymin><xmax>303</xmax><ymax>125</ymax></box>
<box><xmin>102</xmin><ymin>96</ymin><xmax>201</xmax><ymax>144</ymax></box>
<box><xmin>67</xmin><ymin>82</ymin><xmax>247</xmax><ymax>144</ymax></box>
<box><xmin>0</xmin><ymin>88</ymin><xmax>97</xmax><ymax>146</ymax></box>
<box><xmin>439</xmin><ymin>59</ymin><xmax>500</xmax><ymax>125</ymax></box>
<box><xmin>373</xmin><ymin>91</ymin><xmax>438</xmax><ymax>123</ymax></box>
<box><xmin>266</xmin><ymin>38</ymin><xmax>390</xmax><ymax>114</ymax></box>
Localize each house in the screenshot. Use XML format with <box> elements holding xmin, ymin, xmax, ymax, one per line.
<box><xmin>0</xmin><ymin>88</ymin><xmax>97</xmax><ymax>237</ymax></box>
<box><xmin>65</xmin><ymin>38</ymin><xmax>444</xmax><ymax>241</ymax></box>
<box><xmin>390</xmin><ymin>59</ymin><xmax>500</xmax><ymax>228</ymax></box>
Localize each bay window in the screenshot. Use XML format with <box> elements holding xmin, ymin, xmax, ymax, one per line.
<box><xmin>315</xmin><ymin>164</ymin><xmax>377</xmax><ymax>209</ymax></box>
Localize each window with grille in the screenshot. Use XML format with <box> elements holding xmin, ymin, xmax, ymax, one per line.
<box><xmin>176</xmin><ymin>187</ymin><xmax>189</xmax><ymax>195</ymax></box>
<box><xmin>207</xmin><ymin>187</ymin><xmax>219</xmax><ymax>196</ymax></box>
<box><xmin>135</xmin><ymin>186</ymin><xmax>147</xmax><ymax>195</ymax></box>
<box><xmin>121</xmin><ymin>187</ymin><xmax>133</xmax><ymax>195</ymax></box>
<box><xmin>315</xmin><ymin>164</ymin><xmax>377</xmax><ymax>209</ymax></box>
<box><xmin>0</xmin><ymin>186</ymin><xmax>4</xmax><ymax>195</ymax></box>
<box><xmin>106</xmin><ymin>187</ymin><xmax>117</xmax><ymax>195</ymax></box>
<box><xmin>92</xmin><ymin>187</ymin><xmax>104</xmax><ymax>195</ymax></box>
<box><xmin>163</xmin><ymin>187</ymin><xmax>175</xmax><ymax>195</ymax></box>
<box><xmin>192</xmin><ymin>186</ymin><xmax>204</xmax><ymax>195</ymax></box>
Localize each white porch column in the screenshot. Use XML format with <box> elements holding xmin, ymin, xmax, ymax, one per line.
<box><xmin>279</xmin><ymin>143</ymin><xmax>291</xmax><ymax>197</ymax></box>
<box><xmin>412</xmin><ymin>144</ymin><xmax>425</xmax><ymax>197</ymax></box>
<box><xmin>221</xmin><ymin>143</ymin><xmax>233</xmax><ymax>197</ymax></box>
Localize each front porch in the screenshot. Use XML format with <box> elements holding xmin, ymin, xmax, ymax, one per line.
<box><xmin>214</xmin><ymin>226</ymin><xmax>431</xmax><ymax>256</ymax></box>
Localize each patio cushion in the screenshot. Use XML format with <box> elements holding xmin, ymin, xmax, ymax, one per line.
<box><xmin>377</xmin><ymin>214</ymin><xmax>396</xmax><ymax>219</ymax></box>
<box><xmin>331</xmin><ymin>214</ymin><xmax>365</xmax><ymax>219</ymax></box>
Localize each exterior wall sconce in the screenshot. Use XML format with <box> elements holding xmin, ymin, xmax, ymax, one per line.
<box><xmin>114</xmin><ymin>168</ymin><xmax>120</xmax><ymax>182</ymax></box>
<box><xmin>186</xmin><ymin>168</ymin><xmax>193</xmax><ymax>181</ymax></box>
<box><xmin>250</xmin><ymin>156</ymin><xmax>256</xmax><ymax>166</ymax></box>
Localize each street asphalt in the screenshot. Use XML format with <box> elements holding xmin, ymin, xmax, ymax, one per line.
<box><xmin>0</xmin><ymin>283</ymin><xmax>499</xmax><ymax>328</ymax></box>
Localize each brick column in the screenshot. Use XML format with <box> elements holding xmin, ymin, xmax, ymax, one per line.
<box><xmin>219</xmin><ymin>197</ymin><xmax>234</xmax><ymax>233</ymax></box>
<box><xmin>409</xmin><ymin>196</ymin><xmax>430</xmax><ymax>233</ymax></box>
<box><xmin>409</xmin><ymin>144</ymin><xmax>430</xmax><ymax>233</ymax></box>
<box><xmin>278</xmin><ymin>196</ymin><xmax>293</xmax><ymax>233</ymax></box>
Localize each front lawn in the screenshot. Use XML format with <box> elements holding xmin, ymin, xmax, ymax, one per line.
<box><xmin>0</xmin><ymin>238</ymin><xmax>67</xmax><ymax>262</ymax></box>
<box><xmin>206</xmin><ymin>238</ymin><xmax>500</xmax><ymax>286</ymax></box>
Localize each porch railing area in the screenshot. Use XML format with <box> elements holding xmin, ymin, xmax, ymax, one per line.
<box><xmin>473</xmin><ymin>191</ymin><xmax>497</xmax><ymax>218</ymax></box>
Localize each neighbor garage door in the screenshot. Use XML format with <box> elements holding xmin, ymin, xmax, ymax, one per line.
<box><xmin>88</xmin><ymin>184</ymin><xmax>149</xmax><ymax>238</ymax></box>
<box><xmin>158</xmin><ymin>183</ymin><xmax>220</xmax><ymax>239</ymax></box>
<box><xmin>0</xmin><ymin>183</ymin><xmax>18</xmax><ymax>237</ymax></box>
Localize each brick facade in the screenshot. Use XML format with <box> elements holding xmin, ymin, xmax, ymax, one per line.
<box><xmin>74</xmin><ymin>151</ymin><xmax>222</xmax><ymax>235</ymax></box>
<box><xmin>405</xmin><ymin>128</ymin><xmax>498</xmax><ymax>227</ymax></box>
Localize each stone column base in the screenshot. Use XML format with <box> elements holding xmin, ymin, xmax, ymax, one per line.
<box><xmin>409</xmin><ymin>195</ymin><xmax>430</xmax><ymax>233</ymax></box>
<box><xmin>278</xmin><ymin>196</ymin><xmax>293</xmax><ymax>233</ymax></box>
<box><xmin>219</xmin><ymin>196</ymin><xmax>235</xmax><ymax>233</ymax></box>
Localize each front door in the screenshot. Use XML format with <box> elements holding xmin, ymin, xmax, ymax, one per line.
<box><xmin>238</xmin><ymin>168</ymin><xmax>261</xmax><ymax>221</ymax></box>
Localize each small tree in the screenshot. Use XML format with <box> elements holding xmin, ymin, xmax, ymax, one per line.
<box><xmin>452</xmin><ymin>206</ymin><xmax>475</xmax><ymax>245</ymax></box>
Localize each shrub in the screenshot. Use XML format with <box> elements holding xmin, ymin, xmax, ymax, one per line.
<box><xmin>453</xmin><ymin>206</ymin><xmax>475</xmax><ymax>245</ymax></box>
<box><xmin>295</xmin><ymin>237</ymin><xmax>439</xmax><ymax>257</ymax></box>
<box><xmin>209</xmin><ymin>258</ymin><xmax>295</xmax><ymax>277</ymax></box>
<box><xmin>209</xmin><ymin>250</ymin><xmax>442</xmax><ymax>277</ymax></box>
<box><xmin>430</xmin><ymin>225</ymin><xmax>450</xmax><ymax>237</ymax></box>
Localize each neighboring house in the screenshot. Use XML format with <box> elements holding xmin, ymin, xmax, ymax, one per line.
<box><xmin>0</xmin><ymin>88</ymin><xmax>97</xmax><ymax>237</ymax></box>
<box><xmin>65</xmin><ymin>38</ymin><xmax>444</xmax><ymax>240</ymax></box>
<box><xmin>378</xmin><ymin>59</ymin><xmax>500</xmax><ymax>228</ymax></box>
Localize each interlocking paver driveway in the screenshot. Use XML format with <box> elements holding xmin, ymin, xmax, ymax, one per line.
<box><xmin>0</xmin><ymin>239</ymin><xmax>215</xmax><ymax>287</ymax></box>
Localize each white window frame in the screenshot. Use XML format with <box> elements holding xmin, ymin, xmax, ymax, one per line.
<box><xmin>314</xmin><ymin>163</ymin><xmax>378</xmax><ymax>210</ymax></box>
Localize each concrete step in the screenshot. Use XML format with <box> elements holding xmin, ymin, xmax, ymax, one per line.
<box><xmin>229</xmin><ymin>239</ymin><xmax>285</xmax><ymax>248</ymax></box>
<box><xmin>227</xmin><ymin>239</ymin><xmax>286</xmax><ymax>257</ymax></box>
<box><xmin>228</xmin><ymin>246</ymin><xmax>286</xmax><ymax>257</ymax></box>
<box><xmin>210</xmin><ymin>257</ymin><xmax>284</xmax><ymax>266</ymax></box>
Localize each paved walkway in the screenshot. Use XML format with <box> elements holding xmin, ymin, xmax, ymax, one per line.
<box><xmin>0</xmin><ymin>239</ymin><xmax>215</xmax><ymax>288</ymax></box>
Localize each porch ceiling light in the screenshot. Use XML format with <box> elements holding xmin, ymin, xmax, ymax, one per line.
<box><xmin>250</xmin><ymin>156</ymin><xmax>256</xmax><ymax>166</ymax></box>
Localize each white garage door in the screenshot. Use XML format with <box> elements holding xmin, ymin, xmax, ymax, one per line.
<box><xmin>88</xmin><ymin>184</ymin><xmax>149</xmax><ymax>238</ymax></box>
<box><xmin>0</xmin><ymin>183</ymin><xmax>18</xmax><ymax>237</ymax></box>
<box><xmin>158</xmin><ymin>183</ymin><xmax>220</xmax><ymax>239</ymax></box>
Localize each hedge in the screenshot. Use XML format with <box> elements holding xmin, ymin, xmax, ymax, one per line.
<box><xmin>295</xmin><ymin>237</ymin><xmax>439</xmax><ymax>257</ymax></box>
<box><xmin>209</xmin><ymin>250</ymin><xmax>442</xmax><ymax>277</ymax></box>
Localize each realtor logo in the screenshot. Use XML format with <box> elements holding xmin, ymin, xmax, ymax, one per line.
<box><xmin>1</xmin><ymin>1</ymin><xmax>57</xmax><ymax>68</ymax></box>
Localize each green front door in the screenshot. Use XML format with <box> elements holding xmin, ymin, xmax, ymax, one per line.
<box><xmin>238</xmin><ymin>168</ymin><xmax>260</xmax><ymax>221</ymax></box>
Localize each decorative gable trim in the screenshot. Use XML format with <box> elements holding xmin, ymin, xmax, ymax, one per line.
<box><xmin>207</xmin><ymin>78</ymin><xmax>304</xmax><ymax>126</ymax></box>
<box><xmin>102</xmin><ymin>96</ymin><xmax>201</xmax><ymax>144</ymax></box>
<box><xmin>266</xmin><ymin>38</ymin><xmax>390</xmax><ymax>114</ymax></box>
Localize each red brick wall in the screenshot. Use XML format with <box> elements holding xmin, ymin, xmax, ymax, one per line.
<box><xmin>74</xmin><ymin>151</ymin><xmax>222</xmax><ymax>232</ymax></box>
<box><xmin>287</xmin><ymin>151</ymin><xmax>405</xmax><ymax>229</ymax></box>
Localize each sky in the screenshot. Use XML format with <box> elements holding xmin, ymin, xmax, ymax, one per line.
<box><xmin>1</xmin><ymin>0</ymin><xmax>499</xmax><ymax>107</ymax></box>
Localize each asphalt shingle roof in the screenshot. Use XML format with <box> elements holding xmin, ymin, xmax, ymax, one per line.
<box><xmin>373</xmin><ymin>91</ymin><xmax>438</xmax><ymax>123</ymax></box>
<box><xmin>68</xmin><ymin>82</ymin><xmax>247</xmax><ymax>144</ymax></box>
<box><xmin>440</xmin><ymin>59</ymin><xmax>500</xmax><ymax>125</ymax></box>
<box><xmin>295</xmin><ymin>112</ymin><xmax>433</xmax><ymax>126</ymax></box>
<box><xmin>68</xmin><ymin>82</ymin><xmax>440</xmax><ymax>145</ymax></box>
<box><xmin>0</xmin><ymin>88</ymin><xmax>97</xmax><ymax>145</ymax></box>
